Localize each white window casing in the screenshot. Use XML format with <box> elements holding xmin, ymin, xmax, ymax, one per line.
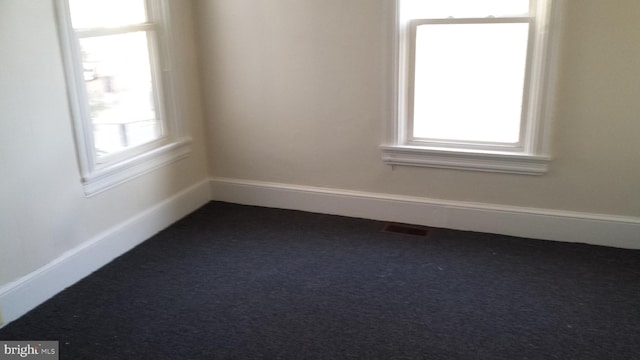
<box><xmin>56</xmin><ymin>0</ymin><xmax>191</xmax><ymax>196</ymax></box>
<box><xmin>382</xmin><ymin>0</ymin><xmax>562</xmax><ymax>175</ymax></box>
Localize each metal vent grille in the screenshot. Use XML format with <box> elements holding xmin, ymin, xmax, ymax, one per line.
<box><xmin>382</xmin><ymin>223</ymin><xmax>430</xmax><ymax>237</ymax></box>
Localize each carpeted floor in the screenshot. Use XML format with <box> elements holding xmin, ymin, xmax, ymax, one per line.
<box><xmin>1</xmin><ymin>201</ymin><xmax>639</xmax><ymax>359</ymax></box>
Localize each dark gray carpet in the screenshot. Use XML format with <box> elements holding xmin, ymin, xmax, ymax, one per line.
<box><xmin>1</xmin><ymin>201</ymin><xmax>639</xmax><ymax>359</ymax></box>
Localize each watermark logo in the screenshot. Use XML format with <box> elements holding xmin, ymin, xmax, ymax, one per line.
<box><xmin>0</xmin><ymin>342</ymin><xmax>58</xmax><ymax>359</ymax></box>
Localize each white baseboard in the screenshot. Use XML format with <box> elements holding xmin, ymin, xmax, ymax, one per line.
<box><xmin>0</xmin><ymin>179</ymin><xmax>211</xmax><ymax>329</ymax></box>
<box><xmin>1</xmin><ymin>176</ymin><xmax>637</xmax><ymax>329</ymax></box>
<box><xmin>210</xmin><ymin>177</ymin><xmax>640</xmax><ymax>250</ymax></box>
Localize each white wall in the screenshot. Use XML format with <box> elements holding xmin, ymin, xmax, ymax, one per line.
<box><xmin>0</xmin><ymin>0</ymin><xmax>209</xmax><ymax>289</ymax></box>
<box><xmin>195</xmin><ymin>0</ymin><xmax>640</xmax><ymax>219</ymax></box>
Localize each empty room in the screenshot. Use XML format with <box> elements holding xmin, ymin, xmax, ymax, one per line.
<box><xmin>0</xmin><ymin>0</ymin><xmax>639</xmax><ymax>358</ymax></box>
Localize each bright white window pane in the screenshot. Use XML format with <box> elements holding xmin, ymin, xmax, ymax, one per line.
<box><xmin>69</xmin><ymin>0</ymin><xmax>147</xmax><ymax>29</ymax></box>
<box><xmin>413</xmin><ymin>23</ymin><xmax>529</xmax><ymax>143</ymax></box>
<box><xmin>401</xmin><ymin>0</ymin><xmax>530</xmax><ymax>20</ymax></box>
<box><xmin>80</xmin><ymin>32</ymin><xmax>161</xmax><ymax>157</ymax></box>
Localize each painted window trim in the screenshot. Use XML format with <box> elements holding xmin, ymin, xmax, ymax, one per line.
<box><xmin>382</xmin><ymin>0</ymin><xmax>562</xmax><ymax>175</ymax></box>
<box><xmin>55</xmin><ymin>0</ymin><xmax>191</xmax><ymax>196</ymax></box>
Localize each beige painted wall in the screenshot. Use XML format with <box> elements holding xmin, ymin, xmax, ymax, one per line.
<box><xmin>195</xmin><ymin>0</ymin><xmax>640</xmax><ymax>217</ymax></box>
<box><xmin>2</xmin><ymin>0</ymin><xmax>639</xmax><ymax>293</ymax></box>
<box><xmin>0</xmin><ymin>0</ymin><xmax>209</xmax><ymax>286</ymax></box>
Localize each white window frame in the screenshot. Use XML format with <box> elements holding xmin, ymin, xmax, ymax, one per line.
<box><xmin>382</xmin><ymin>0</ymin><xmax>561</xmax><ymax>175</ymax></box>
<box><xmin>56</xmin><ymin>0</ymin><xmax>191</xmax><ymax>196</ymax></box>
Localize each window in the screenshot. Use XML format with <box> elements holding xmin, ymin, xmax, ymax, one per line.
<box><xmin>56</xmin><ymin>0</ymin><xmax>191</xmax><ymax>196</ymax></box>
<box><xmin>382</xmin><ymin>0</ymin><xmax>560</xmax><ymax>175</ymax></box>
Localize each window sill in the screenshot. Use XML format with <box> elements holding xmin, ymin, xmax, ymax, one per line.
<box><xmin>381</xmin><ymin>145</ymin><xmax>549</xmax><ymax>175</ymax></box>
<box><xmin>82</xmin><ymin>137</ymin><xmax>192</xmax><ymax>197</ymax></box>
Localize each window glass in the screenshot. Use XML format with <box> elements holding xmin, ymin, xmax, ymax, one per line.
<box><xmin>69</xmin><ymin>0</ymin><xmax>147</xmax><ymax>28</ymax></box>
<box><xmin>412</xmin><ymin>23</ymin><xmax>529</xmax><ymax>143</ymax></box>
<box><xmin>79</xmin><ymin>31</ymin><xmax>161</xmax><ymax>156</ymax></box>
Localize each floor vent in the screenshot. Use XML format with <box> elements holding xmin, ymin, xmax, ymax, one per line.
<box><xmin>382</xmin><ymin>223</ymin><xmax>430</xmax><ymax>237</ymax></box>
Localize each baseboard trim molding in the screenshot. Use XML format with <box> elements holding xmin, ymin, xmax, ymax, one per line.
<box><xmin>0</xmin><ymin>179</ymin><xmax>211</xmax><ymax>329</ymax></box>
<box><xmin>1</xmin><ymin>176</ymin><xmax>637</xmax><ymax>329</ymax></box>
<box><xmin>210</xmin><ymin>177</ymin><xmax>640</xmax><ymax>250</ymax></box>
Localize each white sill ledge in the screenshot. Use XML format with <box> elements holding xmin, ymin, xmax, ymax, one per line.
<box><xmin>83</xmin><ymin>137</ymin><xmax>192</xmax><ymax>197</ymax></box>
<box><xmin>381</xmin><ymin>145</ymin><xmax>550</xmax><ymax>175</ymax></box>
